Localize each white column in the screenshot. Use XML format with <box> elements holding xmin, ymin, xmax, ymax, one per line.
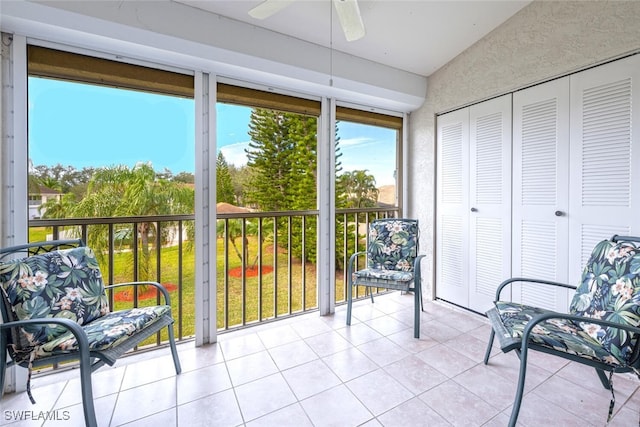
<box><xmin>194</xmin><ymin>71</ymin><xmax>217</xmax><ymax>345</ymax></box>
<box><xmin>317</xmin><ymin>97</ymin><xmax>336</xmax><ymax>315</ymax></box>
<box><xmin>1</xmin><ymin>33</ymin><xmax>29</xmax><ymax>393</ymax></box>
<box><xmin>401</xmin><ymin>112</ymin><xmax>409</xmax><ymax>215</ymax></box>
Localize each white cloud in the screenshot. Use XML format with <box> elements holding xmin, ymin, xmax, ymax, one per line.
<box><xmin>338</xmin><ymin>136</ymin><xmax>373</xmax><ymax>147</ymax></box>
<box><xmin>220</xmin><ymin>141</ymin><xmax>250</xmax><ymax>167</ymax></box>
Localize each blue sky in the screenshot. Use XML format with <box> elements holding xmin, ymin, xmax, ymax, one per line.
<box><xmin>28</xmin><ymin>77</ymin><xmax>195</xmax><ymax>173</ymax></box>
<box><xmin>29</xmin><ymin>77</ymin><xmax>396</xmax><ymax>186</ymax></box>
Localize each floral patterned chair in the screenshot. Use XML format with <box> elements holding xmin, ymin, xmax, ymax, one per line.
<box><xmin>346</xmin><ymin>218</ymin><xmax>425</xmax><ymax>338</ymax></box>
<box><xmin>484</xmin><ymin>235</ymin><xmax>640</xmax><ymax>426</ymax></box>
<box><xmin>0</xmin><ymin>240</ymin><xmax>181</xmax><ymax>427</ymax></box>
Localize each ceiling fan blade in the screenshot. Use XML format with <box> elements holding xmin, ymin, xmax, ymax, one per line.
<box><xmin>333</xmin><ymin>0</ymin><xmax>366</xmax><ymax>42</ymax></box>
<box><xmin>248</xmin><ymin>0</ymin><xmax>297</xmax><ymax>20</ymax></box>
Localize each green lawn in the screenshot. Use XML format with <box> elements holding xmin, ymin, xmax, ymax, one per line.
<box><xmin>216</xmin><ymin>236</ymin><xmax>319</xmax><ymax>328</ymax></box>
<box><xmin>29</xmin><ymin>227</ymin><xmax>49</xmax><ymax>242</ymax></box>
<box><xmin>25</xmin><ymin>226</ymin><xmax>368</xmax><ymax>354</ymax></box>
<box><xmin>28</xmin><ymin>227</ymin><xmax>328</xmax><ymax>345</ymax></box>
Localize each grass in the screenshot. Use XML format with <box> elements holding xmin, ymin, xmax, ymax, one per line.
<box><xmin>27</xmin><ymin>227</ymin><xmax>335</xmax><ymax>346</ymax></box>
<box><xmin>106</xmin><ymin>244</ymin><xmax>196</xmax><ymax>343</ymax></box>
<box><xmin>216</xmin><ymin>236</ymin><xmax>321</xmax><ymax>328</ymax></box>
<box><xmin>25</xmin><ymin>226</ymin><xmax>375</xmax><ymax>356</ymax></box>
<box><xmin>29</xmin><ymin>227</ymin><xmax>49</xmax><ymax>242</ymax></box>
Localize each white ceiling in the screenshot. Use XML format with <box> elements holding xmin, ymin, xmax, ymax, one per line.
<box><xmin>174</xmin><ymin>0</ymin><xmax>531</xmax><ymax>77</ymax></box>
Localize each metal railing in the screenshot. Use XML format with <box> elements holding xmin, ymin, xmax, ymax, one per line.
<box><xmin>30</xmin><ymin>215</ymin><xmax>195</xmax><ymax>346</ymax></box>
<box><xmin>28</xmin><ymin>207</ymin><xmax>399</xmax><ymax>347</ymax></box>
<box><xmin>334</xmin><ymin>208</ymin><xmax>400</xmax><ymax>303</ymax></box>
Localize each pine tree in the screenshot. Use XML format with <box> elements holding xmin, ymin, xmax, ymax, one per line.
<box><xmin>216</xmin><ymin>151</ymin><xmax>236</xmax><ymax>204</ymax></box>
<box><xmin>244</xmin><ymin>109</ymin><xmax>361</xmax><ymax>267</ymax></box>
<box><xmin>245</xmin><ymin>109</ymin><xmax>318</xmax><ymax>210</ymax></box>
<box><xmin>245</xmin><ymin>108</ymin><xmax>318</xmax><ymax>261</ymax></box>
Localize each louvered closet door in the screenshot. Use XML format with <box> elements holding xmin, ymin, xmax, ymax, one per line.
<box><xmin>436</xmin><ymin>108</ymin><xmax>470</xmax><ymax>307</ymax></box>
<box><xmin>468</xmin><ymin>95</ymin><xmax>512</xmax><ymax>313</ymax></box>
<box><xmin>568</xmin><ymin>54</ymin><xmax>640</xmax><ymax>285</ymax></box>
<box><xmin>512</xmin><ymin>78</ymin><xmax>571</xmax><ymax>311</ymax></box>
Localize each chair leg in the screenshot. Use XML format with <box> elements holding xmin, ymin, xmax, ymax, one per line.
<box><xmin>167</xmin><ymin>324</ymin><xmax>182</xmax><ymax>374</ymax></box>
<box><xmin>366</xmin><ymin>287</ymin><xmax>374</xmax><ymax>303</ymax></box>
<box><xmin>0</xmin><ymin>347</ymin><xmax>6</xmax><ymax>399</ymax></box>
<box><xmin>595</xmin><ymin>368</ymin><xmax>612</xmax><ymax>390</ymax></box>
<box><xmin>78</xmin><ymin>350</ymin><xmax>98</xmax><ymax>427</ymax></box>
<box><xmin>414</xmin><ymin>282</ymin><xmax>420</xmax><ymax>338</ymax></box>
<box><xmin>346</xmin><ymin>281</ymin><xmax>353</xmax><ymax>326</ymax></box>
<box><xmin>483</xmin><ymin>329</ymin><xmax>495</xmax><ymax>365</ymax></box>
<box><xmin>508</xmin><ymin>345</ymin><xmax>529</xmax><ymax>427</ymax></box>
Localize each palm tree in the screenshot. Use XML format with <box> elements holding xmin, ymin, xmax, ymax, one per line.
<box><xmin>337</xmin><ymin>170</ymin><xmax>379</xmax><ymax>208</ymax></box>
<box><xmin>39</xmin><ymin>176</ymin><xmax>63</xmax><ymax>192</ymax></box>
<box><xmin>216</xmin><ymin>218</ymin><xmax>253</xmax><ymax>267</ymax></box>
<box><xmin>215</xmin><ymin>203</ymin><xmax>270</xmax><ymax>271</ymax></box>
<box><xmin>61</xmin><ymin>163</ymin><xmax>194</xmax><ymax>279</ymax></box>
<box><xmin>40</xmin><ymin>193</ymin><xmax>77</xmax><ymax>219</ymax></box>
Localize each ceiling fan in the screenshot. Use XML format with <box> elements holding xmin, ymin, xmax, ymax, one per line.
<box><xmin>248</xmin><ymin>0</ymin><xmax>366</xmax><ymax>42</ymax></box>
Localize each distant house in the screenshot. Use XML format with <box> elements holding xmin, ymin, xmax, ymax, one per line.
<box><xmin>28</xmin><ymin>186</ymin><xmax>62</xmax><ymax>219</ymax></box>
<box><xmin>376</xmin><ymin>185</ymin><xmax>396</xmax><ymax>209</ymax></box>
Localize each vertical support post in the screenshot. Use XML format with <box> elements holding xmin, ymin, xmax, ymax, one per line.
<box><xmin>194</xmin><ymin>71</ymin><xmax>217</xmax><ymax>345</ymax></box>
<box><xmin>1</xmin><ymin>33</ymin><xmax>28</xmax><ymax>393</ymax></box>
<box><xmin>317</xmin><ymin>97</ymin><xmax>336</xmax><ymax>315</ymax></box>
<box><xmin>401</xmin><ymin>112</ymin><xmax>409</xmax><ymax>216</ymax></box>
<box><xmin>1</xmin><ymin>34</ymin><xmax>28</xmax><ymax>248</ymax></box>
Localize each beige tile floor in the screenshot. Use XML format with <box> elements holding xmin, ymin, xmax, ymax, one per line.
<box><xmin>2</xmin><ymin>293</ymin><xmax>639</xmax><ymax>426</ymax></box>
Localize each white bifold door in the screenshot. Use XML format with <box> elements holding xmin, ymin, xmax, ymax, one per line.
<box><xmin>566</xmin><ymin>55</ymin><xmax>640</xmax><ymax>288</ymax></box>
<box><xmin>513</xmin><ymin>55</ymin><xmax>640</xmax><ymax>312</ymax></box>
<box><xmin>511</xmin><ymin>77</ymin><xmax>571</xmax><ymax>311</ymax></box>
<box><xmin>436</xmin><ymin>94</ymin><xmax>512</xmax><ymax>313</ymax></box>
<box><xmin>436</xmin><ymin>54</ymin><xmax>640</xmax><ymax>314</ymax></box>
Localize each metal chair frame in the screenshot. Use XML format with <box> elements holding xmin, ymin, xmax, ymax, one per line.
<box><xmin>346</xmin><ymin>218</ymin><xmax>425</xmax><ymax>338</ymax></box>
<box><xmin>484</xmin><ymin>235</ymin><xmax>640</xmax><ymax>426</ymax></box>
<box><xmin>0</xmin><ymin>239</ymin><xmax>182</xmax><ymax>427</ymax></box>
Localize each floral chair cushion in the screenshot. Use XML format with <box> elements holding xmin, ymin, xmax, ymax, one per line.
<box><xmin>494</xmin><ymin>301</ymin><xmax>623</xmax><ymax>366</ymax></box>
<box><xmin>568</xmin><ymin>239</ymin><xmax>640</xmax><ymax>363</ymax></box>
<box><xmin>366</xmin><ymin>219</ymin><xmax>418</xmax><ymax>271</ymax></box>
<box><xmin>493</xmin><ymin>239</ymin><xmax>640</xmax><ymax>366</ymax></box>
<box><xmin>0</xmin><ymin>246</ymin><xmax>109</xmax><ymax>351</ymax></box>
<box><xmin>353</xmin><ymin>268</ymin><xmax>414</xmax><ymax>283</ymax></box>
<box><xmin>36</xmin><ymin>305</ymin><xmax>171</xmax><ymax>358</ymax></box>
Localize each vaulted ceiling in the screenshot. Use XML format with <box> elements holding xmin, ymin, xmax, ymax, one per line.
<box><xmin>174</xmin><ymin>0</ymin><xmax>531</xmax><ymax>77</ymax></box>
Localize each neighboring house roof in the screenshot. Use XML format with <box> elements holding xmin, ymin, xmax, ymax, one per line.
<box><xmin>31</xmin><ymin>186</ymin><xmax>62</xmax><ymax>196</ymax></box>
<box><xmin>216</xmin><ymin>202</ymin><xmax>250</xmax><ymax>214</ymax></box>
<box><xmin>377</xmin><ymin>185</ymin><xmax>396</xmax><ymax>208</ymax></box>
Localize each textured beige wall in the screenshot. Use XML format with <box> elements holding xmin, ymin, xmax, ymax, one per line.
<box><xmin>409</xmin><ymin>0</ymin><xmax>640</xmax><ymax>299</ymax></box>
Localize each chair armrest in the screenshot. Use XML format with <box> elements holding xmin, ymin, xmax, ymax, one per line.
<box><xmin>105</xmin><ymin>281</ymin><xmax>172</xmax><ymax>305</ymax></box>
<box><xmin>412</xmin><ymin>254</ymin><xmax>426</xmax><ymax>281</ymax></box>
<box><xmin>525</xmin><ymin>311</ymin><xmax>640</xmax><ymax>336</ymax></box>
<box><xmin>520</xmin><ymin>311</ymin><xmax>640</xmax><ymax>364</ymax></box>
<box><xmin>0</xmin><ymin>317</ymin><xmax>91</xmax><ymax>354</ymax></box>
<box><xmin>347</xmin><ymin>251</ymin><xmax>367</xmax><ymax>284</ymax></box>
<box><xmin>347</xmin><ymin>251</ymin><xmax>367</xmax><ymax>271</ymax></box>
<box><xmin>413</xmin><ymin>254</ymin><xmax>426</xmax><ymax>272</ymax></box>
<box><xmin>495</xmin><ymin>277</ymin><xmax>576</xmax><ymax>302</ymax></box>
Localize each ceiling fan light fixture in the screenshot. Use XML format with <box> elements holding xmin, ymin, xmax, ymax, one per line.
<box><xmin>248</xmin><ymin>0</ymin><xmax>296</xmax><ymax>20</ymax></box>
<box><xmin>248</xmin><ymin>0</ymin><xmax>366</xmax><ymax>42</ymax></box>
<box><xmin>333</xmin><ymin>0</ymin><xmax>366</xmax><ymax>42</ymax></box>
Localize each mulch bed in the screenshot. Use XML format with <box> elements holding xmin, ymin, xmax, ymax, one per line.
<box><xmin>114</xmin><ymin>283</ymin><xmax>178</xmax><ymax>302</ymax></box>
<box><xmin>228</xmin><ymin>266</ymin><xmax>274</xmax><ymax>278</ymax></box>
